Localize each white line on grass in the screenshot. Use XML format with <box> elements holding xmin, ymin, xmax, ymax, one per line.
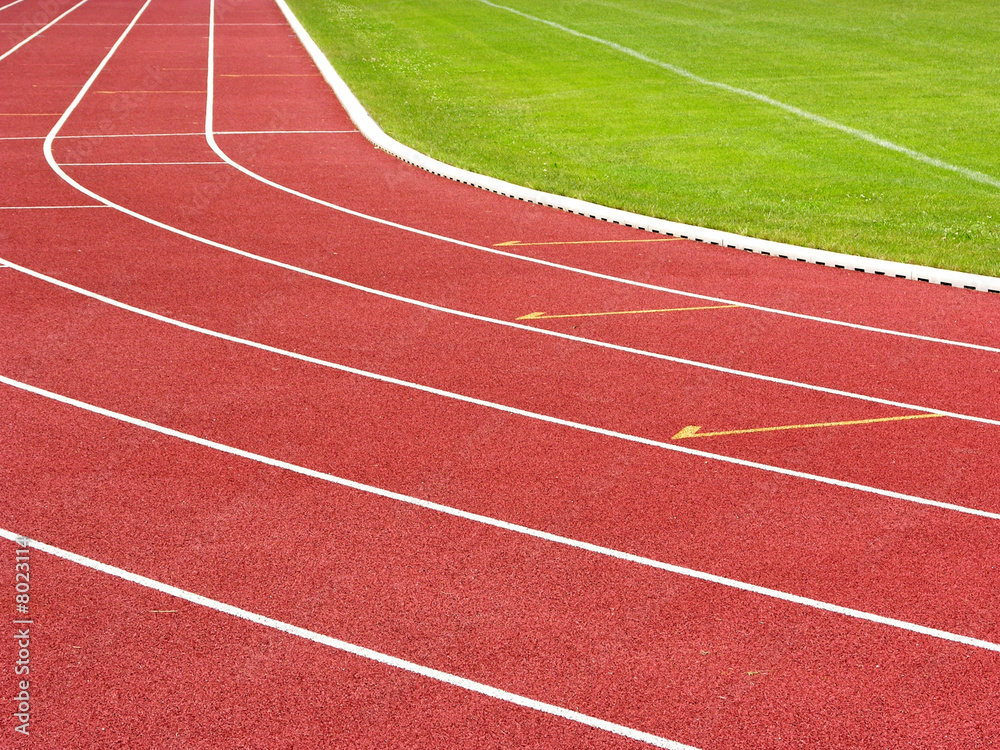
<box><xmin>4</xmin><ymin>255</ymin><xmax>996</xmax><ymax>521</ymax></box>
<box><xmin>0</xmin><ymin>0</ymin><xmax>90</xmax><ymax>62</ymax></box>
<box><xmin>40</xmin><ymin>7</ymin><xmax>1000</xmax><ymax>430</ymax></box>
<box><xmin>0</xmin><ymin>529</ymin><xmax>695</xmax><ymax>749</ymax></box>
<box><xmin>2</xmin><ymin>373</ymin><xmax>999</xmax><ymax>656</ymax></box>
<box><xmin>473</xmin><ymin>0</ymin><xmax>1000</xmax><ymax>191</ymax></box>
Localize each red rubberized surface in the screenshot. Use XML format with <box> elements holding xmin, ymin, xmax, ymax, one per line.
<box><xmin>1</xmin><ymin>0</ymin><xmax>999</xmax><ymax>747</ymax></box>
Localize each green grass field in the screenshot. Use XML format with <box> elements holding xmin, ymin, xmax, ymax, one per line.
<box><xmin>287</xmin><ymin>0</ymin><xmax>1000</xmax><ymax>277</ymax></box>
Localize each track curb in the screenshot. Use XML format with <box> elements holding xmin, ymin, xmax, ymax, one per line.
<box><xmin>274</xmin><ymin>0</ymin><xmax>1000</xmax><ymax>295</ymax></box>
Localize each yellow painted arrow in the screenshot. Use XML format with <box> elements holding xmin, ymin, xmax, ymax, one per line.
<box><xmin>495</xmin><ymin>238</ymin><xmax>683</xmax><ymax>247</ymax></box>
<box><xmin>517</xmin><ymin>304</ymin><xmax>739</xmax><ymax>321</ymax></box>
<box><xmin>672</xmin><ymin>413</ymin><xmax>944</xmax><ymax>440</ymax></box>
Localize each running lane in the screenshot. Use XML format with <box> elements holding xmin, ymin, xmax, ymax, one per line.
<box><xmin>3</xmin><ymin>349</ymin><xmax>998</xmax><ymax>750</ymax></box>
<box><xmin>26</xmin><ymin>0</ymin><xmax>999</xmax><ymax>508</ymax></box>
<box><xmin>2</xmin><ymin>0</ymin><xmax>999</xmax><ymax>748</ymax></box>
<box><xmin>208</xmin><ymin>0</ymin><xmax>1000</xmax><ymax>348</ymax></box>
<box><xmin>44</xmin><ymin>0</ymin><xmax>1000</xmax><ymax>432</ymax></box>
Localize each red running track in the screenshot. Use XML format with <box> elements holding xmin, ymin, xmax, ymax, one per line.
<box><xmin>1</xmin><ymin>0</ymin><xmax>999</xmax><ymax>747</ymax></box>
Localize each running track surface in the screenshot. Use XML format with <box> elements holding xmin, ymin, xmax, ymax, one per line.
<box><xmin>1</xmin><ymin>0</ymin><xmax>999</xmax><ymax>747</ymax></box>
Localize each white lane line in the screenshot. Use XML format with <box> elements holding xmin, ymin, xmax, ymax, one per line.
<box><xmin>245</xmin><ymin>3</ymin><xmax>1000</xmax><ymax>354</ymax></box>
<box><xmin>0</xmin><ymin>0</ymin><xmax>91</xmax><ymax>62</ymax></box>
<box><xmin>0</xmin><ymin>7</ymin><xmax>689</xmax><ymax>744</ymax></box>
<box><xmin>47</xmin><ymin>107</ymin><xmax>1000</xmax><ymax>431</ymax></box>
<box><xmin>2</xmin><ymin>374</ymin><xmax>998</xmax><ymax>656</ymax></box>
<box><xmin>0</xmin><ymin>204</ymin><xmax>108</xmax><ymax>209</ymax></box>
<box><xmin>0</xmin><ymin>531</ymin><xmax>694</xmax><ymax>750</ymax></box>
<box><xmin>45</xmin><ymin>129</ymin><xmax>1000</xmax><ymax>437</ymax></box>
<box><xmin>474</xmin><ymin>0</ymin><xmax>1000</xmax><ymax>192</ymax></box>
<box><xmin>0</xmin><ymin>0</ymin><xmax>26</xmax><ymax>13</ymax></box>
<box><xmin>42</xmin><ymin>0</ymin><xmax>1000</xmax><ymax>430</ymax></box>
<box><xmin>62</xmin><ymin>161</ymin><xmax>225</xmax><ymax>165</ymax></box>
<box><xmin>4</xmin><ymin>256</ymin><xmax>995</xmax><ymax>521</ymax></box>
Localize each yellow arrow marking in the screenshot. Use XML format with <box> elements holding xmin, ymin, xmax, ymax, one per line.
<box><xmin>495</xmin><ymin>238</ymin><xmax>683</xmax><ymax>247</ymax></box>
<box><xmin>517</xmin><ymin>304</ymin><xmax>739</xmax><ymax>321</ymax></box>
<box><xmin>672</xmin><ymin>413</ymin><xmax>944</xmax><ymax>440</ymax></box>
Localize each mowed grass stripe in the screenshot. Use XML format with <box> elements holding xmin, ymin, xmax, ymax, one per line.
<box><xmin>287</xmin><ymin>0</ymin><xmax>1000</xmax><ymax>277</ymax></box>
<box><xmin>475</xmin><ymin>0</ymin><xmax>1000</xmax><ymax>189</ymax></box>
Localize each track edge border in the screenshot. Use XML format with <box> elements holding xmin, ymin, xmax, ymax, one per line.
<box><xmin>273</xmin><ymin>0</ymin><xmax>1000</xmax><ymax>295</ymax></box>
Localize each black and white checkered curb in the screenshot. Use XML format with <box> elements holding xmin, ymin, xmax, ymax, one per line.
<box><xmin>275</xmin><ymin>0</ymin><xmax>1000</xmax><ymax>295</ymax></box>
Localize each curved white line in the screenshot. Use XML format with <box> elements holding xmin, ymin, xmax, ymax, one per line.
<box><xmin>2</xmin><ymin>374</ymin><xmax>998</xmax><ymax>656</ymax></box>
<box><xmin>210</xmin><ymin>5</ymin><xmax>1000</xmax><ymax>353</ymax></box>
<box><xmin>44</xmin><ymin>132</ymin><xmax>1000</xmax><ymax>433</ymax></box>
<box><xmin>0</xmin><ymin>529</ymin><xmax>694</xmax><ymax>749</ymax></box>
<box><xmin>0</xmin><ymin>4</ymin><xmax>689</xmax><ymax>740</ymax></box>
<box><xmin>45</xmin><ymin>70</ymin><xmax>1000</xmax><ymax>431</ymax></box>
<box><xmin>12</xmin><ymin>5</ymin><xmax>995</xmax><ymax>735</ymax></box>
<box><xmin>5</xmin><ymin>255</ymin><xmax>996</xmax><ymax>521</ymax></box>
<box><xmin>38</xmin><ymin>1</ymin><xmax>1000</xmax><ymax>431</ymax></box>
<box><xmin>0</xmin><ymin>0</ymin><xmax>90</xmax><ymax>62</ymax></box>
